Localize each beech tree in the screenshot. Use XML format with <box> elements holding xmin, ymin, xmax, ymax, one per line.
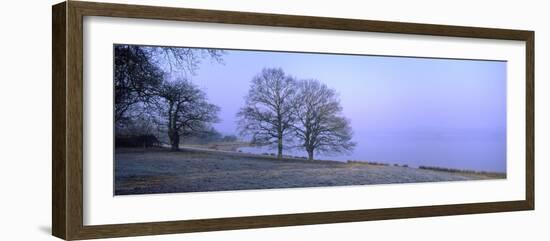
<box><xmin>292</xmin><ymin>79</ymin><xmax>355</xmax><ymax>160</ymax></box>
<box><xmin>154</xmin><ymin>79</ymin><xmax>220</xmax><ymax>151</ymax></box>
<box><xmin>237</xmin><ymin>68</ymin><xmax>298</xmax><ymax>159</ymax></box>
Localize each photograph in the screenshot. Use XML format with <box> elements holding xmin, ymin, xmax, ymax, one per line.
<box><xmin>45</xmin><ymin>1</ymin><xmax>536</xmax><ymax>240</ymax></box>
<box><xmin>114</xmin><ymin>44</ymin><xmax>507</xmax><ymax>195</ymax></box>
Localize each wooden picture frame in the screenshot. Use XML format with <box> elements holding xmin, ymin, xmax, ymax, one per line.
<box><xmin>52</xmin><ymin>1</ymin><xmax>534</xmax><ymax>240</ymax></box>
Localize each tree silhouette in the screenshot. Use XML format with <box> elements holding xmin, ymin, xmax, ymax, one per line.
<box><xmin>153</xmin><ymin>79</ymin><xmax>220</xmax><ymax>151</ymax></box>
<box><xmin>114</xmin><ymin>45</ymin><xmax>224</xmax><ymax>148</ymax></box>
<box><xmin>292</xmin><ymin>79</ymin><xmax>355</xmax><ymax>160</ymax></box>
<box><xmin>114</xmin><ymin>45</ymin><xmax>224</xmax><ymax>125</ymax></box>
<box><xmin>237</xmin><ymin>68</ymin><xmax>298</xmax><ymax>159</ymax></box>
<box><xmin>114</xmin><ymin>45</ymin><xmax>163</xmax><ymax>124</ymax></box>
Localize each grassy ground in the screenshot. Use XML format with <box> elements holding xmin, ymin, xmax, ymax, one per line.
<box><xmin>114</xmin><ymin>148</ymin><xmax>505</xmax><ymax>195</ymax></box>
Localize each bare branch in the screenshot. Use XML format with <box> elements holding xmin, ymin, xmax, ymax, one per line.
<box><xmin>292</xmin><ymin>79</ymin><xmax>356</xmax><ymax>160</ymax></box>
<box><xmin>237</xmin><ymin>68</ymin><xmax>298</xmax><ymax>158</ymax></box>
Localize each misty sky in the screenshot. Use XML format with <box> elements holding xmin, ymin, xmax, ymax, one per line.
<box><xmin>163</xmin><ymin>48</ymin><xmax>506</xmax><ymax>172</ymax></box>
<box><xmin>186</xmin><ymin>49</ymin><xmax>506</xmax><ymax>136</ymax></box>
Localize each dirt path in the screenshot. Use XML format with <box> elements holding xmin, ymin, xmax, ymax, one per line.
<box><xmin>115</xmin><ymin>148</ymin><xmax>504</xmax><ymax>195</ymax></box>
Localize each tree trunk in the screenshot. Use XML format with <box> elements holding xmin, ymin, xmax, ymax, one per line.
<box><xmin>169</xmin><ymin>130</ymin><xmax>179</xmax><ymax>151</ymax></box>
<box><xmin>307</xmin><ymin>149</ymin><xmax>314</xmax><ymax>161</ymax></box>
<box><xmin>276</xmin><ymin>108</ymin><xmax>283</xmax><ymax>159</ymax></box>
<box><xmin>277</xmin><ymin>136</ymin><xmax>283</xmax><ymax>159</ymax></box>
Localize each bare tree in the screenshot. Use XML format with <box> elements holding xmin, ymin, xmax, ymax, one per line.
<box><xmin>114</xmin><ymin>44</ymin><xmax>224</xmax><ymax>125</ymax></box>
<box><xmin>237</xmin><ymin>68</ymin><xmax>298</xmax><ymax>159</ymax></box>
<box><xmin>114</xmin><ymin>45</ymin><xmax>164</xmax><ymax>124</ymax></box>
<box><xmin>293</xmin><ymin>79</ymin><xmax>355</xmax><ymax>160</ymax></box>
<box><xmin>154</xmin><ymin>79</ymin><xmax>220</xmax><ymax>151</ymax></box>
<box><xmin>145</xmin><ymin>47</ymin><xmax>225</xmax><ymax>76</ymax></box>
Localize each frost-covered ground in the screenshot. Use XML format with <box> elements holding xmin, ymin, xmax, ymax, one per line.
<box><xmin>114</xmin><ymin>148</ymin><xmax>504</xmax><ymax>195</ymax></box>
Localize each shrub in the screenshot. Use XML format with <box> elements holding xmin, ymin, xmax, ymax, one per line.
<box><xmin>115</xmin><ymin>134</ymin><xmax>161</xmax><ymax>148</ymax></box>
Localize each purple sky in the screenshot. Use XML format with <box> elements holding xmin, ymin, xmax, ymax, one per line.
<box><xmin>189</xmin><ymin>49</ymin><xmax>506</xmax><ymax>135</ymax></box>
<box><xmin>171</xmin><ymin>48</ymin><xmax>507</xmax><ymax>172</ymax></box>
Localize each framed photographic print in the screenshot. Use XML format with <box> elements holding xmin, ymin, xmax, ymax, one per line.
<box><xmin>52</xmin><ymin>1</ymin><xmax>534</xmax><ymax>240</ymax></box>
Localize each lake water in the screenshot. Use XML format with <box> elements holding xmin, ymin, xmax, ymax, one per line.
<box><xmin>238</xmin><ymin>130</ymin><xmax>506</xmax><ymax>173</ymax></box>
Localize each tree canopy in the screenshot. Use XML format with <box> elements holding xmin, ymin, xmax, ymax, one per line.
<box><xmin>153</xmin><ymin>79</ymin><xmax>220</xmax><ymax>150</ymax></box>
<box><xmin>237</xmin><ymin>68</ymin><xmax>298</xmax><ymax>159</ymax></box>
<box><xmin>114</xmin><ymin>44</ymin><xmax>224</xmax><ymax>150</ymax></box>
<box><xmin>114</xmin><ymin>45</ymin><xmax>164</xmax><ymax>124</ymax></box>
<box><xmin>292</xmin><ymin>79</ymin><xmax>355</xmax><ymax>160</ymax></box>
<box><xmin>238</xmin><ymin>68</ymin><xmax>355</xmax><ymax>160</ymax></box>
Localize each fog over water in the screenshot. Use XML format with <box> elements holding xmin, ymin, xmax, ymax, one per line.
<box><xmin>185</xmin><ymin>49</ymin><xmax>506</xmax><ymax>173</ymax></box>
